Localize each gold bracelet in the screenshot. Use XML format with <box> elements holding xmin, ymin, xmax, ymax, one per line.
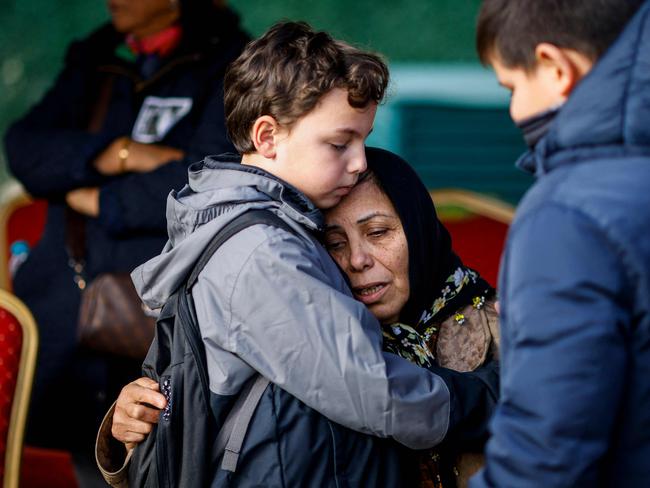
<box><xmin>117</xmin><ymin>138</ymin><xmax>131</xmax><ymax>173</ymax></box>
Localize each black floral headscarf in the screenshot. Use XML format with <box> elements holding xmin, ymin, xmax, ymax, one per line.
<box><xmin>364</xmin><ymin>147</ymin><xmax>493</xmax><ymax>328</ymax></box>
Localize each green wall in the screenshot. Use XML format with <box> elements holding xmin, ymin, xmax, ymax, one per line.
<box><xmin>231</xmin><ymin>0</ymin><xmax>483</xmax><ymax>61</ymax></box>
<box><xmin>1</xmin><ymin>1</ymin><xmax>108</xmax><ymax>181</ymax></box>
<box><xmin>0</xmin><ymin>0</ymin><xmax>483</xmax><ymax>168</ymax></box>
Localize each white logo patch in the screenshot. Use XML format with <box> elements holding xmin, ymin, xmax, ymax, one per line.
<box><xmin>131</xmin><ymin>96</ymin><xmax>193</xmax><ymax>143</ymax></box>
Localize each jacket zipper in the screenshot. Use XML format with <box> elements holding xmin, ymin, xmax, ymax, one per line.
<box><xmin>157</xmin><ymin>374</ymin><xmax>173</xmax><ymax>488</ymax></box>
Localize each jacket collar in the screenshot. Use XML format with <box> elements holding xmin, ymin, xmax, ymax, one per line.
<box><xmin>85</xmin><ymin>7</ymin><xmax>247</xmax><ymax>89</ymax></box>
<box><xmin>190</xmin><ymin>154</ymin><xmax>324</xmax><ymax>230</ymax></box>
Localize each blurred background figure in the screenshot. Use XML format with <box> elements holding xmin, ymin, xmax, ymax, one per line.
<box><xmin>2</xmin><ymin>0</ymin><xmax>248</xmax><ymax>477</ymax></box>
<box><xmin>1</xmin><ymin>1</ymin><xmax>532</xmax><ymax>205</ymax></box>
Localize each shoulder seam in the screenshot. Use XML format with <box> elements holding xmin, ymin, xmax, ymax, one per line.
<box><xmin>509</xmin><ymin>200</ymin><xmax>633</xmax><ymax>287</ymax></box>
<box><xmin>225</xmin><ymin>224</ymin><xmax>307</xmax><ymax>348</ymax></box>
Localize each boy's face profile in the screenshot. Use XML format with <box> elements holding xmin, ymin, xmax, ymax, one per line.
<box><xmin>491</xmin><ymin>57</ymin><xmax>565</xmax><ymax>122</ymax></box>
<box><xmin>256</xmin><ymin>88</ymin><xmax>377</xmax><ymax>210</ymax></box>
<box><xmin>490</xmin><ymin>44</ymin><xmax>594</xmax><ymax>122</ymax></box>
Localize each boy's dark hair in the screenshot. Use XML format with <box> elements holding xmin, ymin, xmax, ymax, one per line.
<box><xmin>476</xmin><ymin>0</ymin><xmax>645</xmax><ymax>69</ymax></box>
<box><xmin>224</xmin><ymin>21</ymin><xmax>389</xmax><ymax>154</ymax></box>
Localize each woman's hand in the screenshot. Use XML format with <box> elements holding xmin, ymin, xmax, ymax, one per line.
<box><xmin>112</xmin><ymin>377</ymin><xmax>167</xmax><ymax>451</ymax></box>
<box><xmin>65</xmin><ymin>187</ymin><xmax>99</xmax><ymax>217</ymax></box>
<box><xmin>93</xmin><ymin>137</ymin><xmax>185</xmax><ymax>175</ymax></box>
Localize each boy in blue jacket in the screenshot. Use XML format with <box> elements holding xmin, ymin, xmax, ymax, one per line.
<box><xmin>472</xmin><ymin>1</ymin><xmax>650</xmax><ymax>486</ymax></box>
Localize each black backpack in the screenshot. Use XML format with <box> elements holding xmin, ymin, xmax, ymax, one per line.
<box><xmin>128</xmin><ymin>209</ymin><xmax>294</xmax><ymax>488</ymax></box>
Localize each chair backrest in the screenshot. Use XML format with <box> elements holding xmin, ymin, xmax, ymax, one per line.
<box><xmin>0</xmin><ymin>182</ymin><xmax>48</xmax><ymax>290</ymax></box>
<box><xmin>431</xmin><ymin>189</ymin><xmax>515</xmax><ymax>287</ymax></box>
<box><xmin>0</xmin><ymin>289</ymin><xmax>38</xmax><ymax>488</ymax></box>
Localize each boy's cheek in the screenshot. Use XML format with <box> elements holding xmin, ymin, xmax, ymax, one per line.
<box><xmin>316</xmin><ymin>196</ymin><xmax>340</xmax><ymax>210</ymax></box>
<box><xmin>314</xmin><ymin>192</ymin><xmax>346</xmax><ymax>210</ymax></box>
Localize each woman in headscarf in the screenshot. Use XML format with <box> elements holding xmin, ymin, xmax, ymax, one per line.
<box><xmin>101</xmin><ymin>147</ymin><xmax>499</xmax><ymax>487</ymax></box>
<box><xmin>323</xmin><ymin>146</ymin><xmax>500</xmax><ymax>486</ymax></box>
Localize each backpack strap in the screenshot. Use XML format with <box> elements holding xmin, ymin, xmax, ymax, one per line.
<box><xmin>186</xmin><ymin>208</ymin><xmax>295</xmax><ymax>290</ymax></box>
<box><xmin>182</xmin><ymin>208</ymin><xmax>295</xmax><ymax>473</ymax></box>
<box><xmin>215</xmin><ymin>374</ymin><xmax>270</xmax><ymax>472</ymax></box>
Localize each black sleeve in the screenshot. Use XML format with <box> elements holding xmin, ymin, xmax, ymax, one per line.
<box><xmin>4</xmin><ymin>40</ymin><xmax>110</xmax><ymax>198</ymax></box>
<box><xmin>429</xmin><ymin>360</ymin><xmax>499</xmax><ymax>450</ymax></box>
<box><xmin>96</xmin><ymin>77</ymin><xmax>235</xmax><ymax>234</ymax></box>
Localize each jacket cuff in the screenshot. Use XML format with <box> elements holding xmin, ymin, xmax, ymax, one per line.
<box><xmin>61</xmin><ymin>132</ymin><xmax>113</xmax><ymax>187</ymax></box>
<box><xmin>74</xmin><ymin>132</ymin><xmax>115</xmax><ymax>185</ymax></box>
<box><xmin>98</xmin><ymin>184</ymin><xmax>127</xmax><ymax>235</ymax></box>
<box><xmin>95</xmin><ymin>401</ymin><xmax>133</xmax><ymax>487</ymax></box>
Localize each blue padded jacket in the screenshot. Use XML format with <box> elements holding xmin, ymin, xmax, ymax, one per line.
<box><xmin>472</xmin><ymin>3</ymin><xmax>650</xmax><ymax>487</ymax></box>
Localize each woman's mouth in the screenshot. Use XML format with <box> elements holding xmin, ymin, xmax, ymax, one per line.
<box><xmin>353</xmin><ymin>282</ymin><xmax>389</xmax><ymax>304</ymax></box>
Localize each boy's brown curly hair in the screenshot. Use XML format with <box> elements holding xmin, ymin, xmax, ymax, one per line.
<box><xmin>224</xmin><ymin>21</ymin><xmax>389</xmax><ymax>154</ymax></box>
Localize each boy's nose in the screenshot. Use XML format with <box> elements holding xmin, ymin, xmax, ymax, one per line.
<box><xmin>348</xmin><ymin>148</ymin><xmax>367</xmax><ymax>174</ymax></box>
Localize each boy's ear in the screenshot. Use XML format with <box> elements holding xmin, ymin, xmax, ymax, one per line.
<box><xmin>250</xmin><ymin>115</ymin><xmax>282</xmax><ymax>159</ymax></box>
<box><xmin>534</xmin><ymin>43</ymin><xmax>593</xmax><ymax>98</ymax></box>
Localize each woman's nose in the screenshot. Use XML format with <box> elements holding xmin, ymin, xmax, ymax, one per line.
<box><xmin>349</xmin><ymin>241</ymin><xmax>373</xmax><ymax>271</ymax></box>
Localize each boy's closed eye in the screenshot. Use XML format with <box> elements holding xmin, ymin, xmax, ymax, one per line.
<box><xmin>497</xmin><ymin>80</ymin><xmax>514</xmax><ymax>95</ymax></box>
<box><xmin>330</xmin><ymin>143</ymin><xmax>349</xmax><ymax>151</ymax></box>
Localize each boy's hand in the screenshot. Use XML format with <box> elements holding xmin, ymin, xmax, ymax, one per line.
<box><xmin>112</xmin><ymin>377</ymin><xmax>167</xmax><ymax>451</ymax></box>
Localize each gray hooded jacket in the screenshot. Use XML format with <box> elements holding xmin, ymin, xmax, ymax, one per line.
<box><xmin>132</xmin><ymin>154</ymin><xmax>451</xmax><ymax>450</ymax></box>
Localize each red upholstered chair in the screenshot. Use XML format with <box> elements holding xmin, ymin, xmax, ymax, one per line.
<box><xmin>0</xmin><ymin>288</ymin><xmax>37</xmax><ymax>488</ymax></box>
<box><xmin>0</xmin><ymin>186</ymin><xmax>77</xmax><ymax>487</ymax></box>
<box><xmin>0</xmin><ymin>289</ymin><xmax>78</xmax><ymax>488</ymax></box>
<box><xmin>0</xmin><ymin>182</ymin><xmax>48</xmax><ymax>291</ymax></box>
<box><xmin>430</xmin><ymin>189</ymin><xmax>515</xmax><ymax>287</ymax></box>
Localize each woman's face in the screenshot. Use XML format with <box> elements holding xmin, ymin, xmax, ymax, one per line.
<box><xmin>324</xmin><ymin>180</ymin><xmax>410</xmax><ymax>324</ymax></box>
<box><xmin>108</xmin><ymin>0</ymin><xmax>180</xmax><ymax>38</ymax></box>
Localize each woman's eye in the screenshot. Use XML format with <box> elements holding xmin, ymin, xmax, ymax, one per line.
<box><xmin>368</xmin><ymin>229</ymin><xmax>388</xmax><ymax>238</ymax></box>
<box><xmin>325</xmin><ymin>240</ymin><xmax>346</xmax><ymax>251</ymax></box>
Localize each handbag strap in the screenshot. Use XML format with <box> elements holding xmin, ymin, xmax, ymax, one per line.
<box><xmin>65</xmin><ymin>74</ymin><xmax>117</xmax><ymax>290</ymax></box>
<box><xmin>65</xmin><ymin>207</ymin><xmax>89</xmax><ymax>289</ymax></box>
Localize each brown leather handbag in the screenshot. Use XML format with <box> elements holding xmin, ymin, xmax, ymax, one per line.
<box><xmin>66</xmin><ymin>206</ymin><xmax>156</xmax><ymax>360</ymax></box>
<box><xmin>68</xmin><ymin>74</ymin><xmax>155</xmax><ymax>360</ymax></box>
<box><xmin>77</xmin><ymin>272</ymin><xmax>156</xmax><ymax>360</ymax></box>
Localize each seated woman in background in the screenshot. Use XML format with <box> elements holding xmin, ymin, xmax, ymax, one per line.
<box><xmin>99</xmin><ymin>147</ymin><xmax>500</xmax><ymax>487</ymax></box>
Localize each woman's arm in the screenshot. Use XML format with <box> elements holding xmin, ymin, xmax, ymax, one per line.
<box><xmin>4</xmin><ymin>42</ymin><xmax>113</xmax><ymax>197</ymax></box>
<box><xmin>93</xmin><ymin>78</ymin><xmax>234</xmax><ymax>235</ymax></box>
<box><xmin>65</xmin><ymin>139</ymin><xmax>185</xmax><ymax>218</ymax></box>
<box><xmin>96</xmin><ymin>378</ymin><xmax>167</xmax><ymax>485</ymax></box>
